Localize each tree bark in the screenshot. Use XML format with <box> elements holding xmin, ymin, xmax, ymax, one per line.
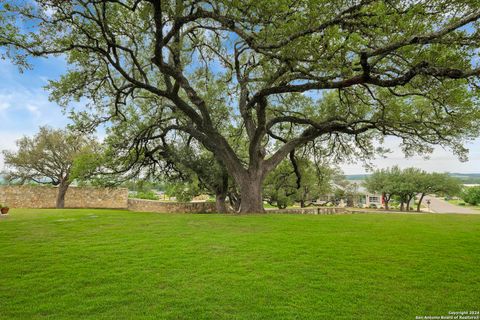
<box><xmin>237</xmin><ymin>174</ymin><xmax>265</xmax><ymax>214</ymax></box>
<box><xmin>406</xmin><ymin>195</ymin><xmax>414</xmax><ymax>211</ymax></box>
<box><xmin>56</xmin><ymin>180</ymin><xmax>70</xmax><ymax>209</ymax></box>
<box><xmin>417</xmin><ymin>193</ymin><xmax>425</xmax><ymax>212</ymax></box>
<box><xmin>213</xmin><ymin>170</ymin><xmax>229</xmax><ymax>213</ymax></box>
<box><xmin>400</xmin><ymin>201</ymin><xmax>405</xmax><ymax>211</ymax></box>
<box><xmin>228</xmin><ymin>190</ymin><xmax>241</xmax><ymax>212</ymax></box>
<box><xmin>215</xmin><ymin>192</ymin><xmax>228</xmax><ymax>213</ymax></box>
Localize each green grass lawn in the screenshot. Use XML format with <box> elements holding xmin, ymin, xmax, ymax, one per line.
<box><xmin>1</xmin><ymin>209</ymin><xmax>479</xmax><ymax>319</ymax></box>
<box><xmin>448</xmin><ymin>199</ymin><xmax>480</xmax><ymax>211</ymax></box>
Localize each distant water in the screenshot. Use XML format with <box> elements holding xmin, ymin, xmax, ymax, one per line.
<box><xmin>346</xmin><ymin>173</ymin><xmax>480</xmax><ymax>184</ymax></box>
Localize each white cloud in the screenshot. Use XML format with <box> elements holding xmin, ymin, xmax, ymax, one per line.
<box><xmin>0</xmin><ymin>88</ymin><xmax>60</xmax><ymax>119</ymax></box>
<box><xmin>25</xmin><ymin>103</ymin><xmax>41</xmax><ymax>117</ymax></box>
<box><xmin>0</xmin><ymin>132</ymin><xmax>24</xmax><ymax>171</ymax></box>
<box><xmin>0</xmin><ymin>100</ymin><xmax>10</xmax><ymax>111</ymax></box>
<box><xmin>0</xmin><ymin>88</ymin><xmax>70</xmax><ymax>171</ymax></box>
<box><xmin>340</xmin><ymin>137</ymin><xmax>480</xmax><ymax>174</ymax></box>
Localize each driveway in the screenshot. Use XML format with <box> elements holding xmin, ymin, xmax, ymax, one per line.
<box><xmin>423</xmin><ymin>196</ymin><xmax>479</xmax><ymax>214</ymax></box>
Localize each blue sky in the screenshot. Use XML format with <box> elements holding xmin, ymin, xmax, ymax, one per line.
<box><xmin>0</xmin><ymin>56</ymin><xmax>479</xmax><ymax>174</ymax></box>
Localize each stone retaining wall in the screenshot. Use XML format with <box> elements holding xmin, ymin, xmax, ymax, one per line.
<box><xmin>0</xmin><ymin>186</ymin><xmax>352</xmax><ymax>215</ymax></box>
<box><xmin>0</xmin><ymin>185</ymin><xmax>128</xmax><ymax>209</ymax></box>
<box><xmin>127</xmin><ymin>198</ymin><xmax>217</xmax><ymax>213</ymax></box>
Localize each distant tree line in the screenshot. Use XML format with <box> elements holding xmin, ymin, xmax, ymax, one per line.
<box><xmin>364</xmin><ymin>167</ymin><xmax>462</xmax><ymax>211</ymax></box>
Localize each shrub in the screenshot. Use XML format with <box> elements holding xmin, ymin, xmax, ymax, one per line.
<box><xmin>131</xmin><ymin>191</ymin><xmax>159</xmax><ymax>200</ymax></box>
<box><xmin>275</xmin><ymin>193</ymin><xmax>293</xmax><ymax>209</ymax></box>
<box><xmin>164</xmin><ymin>182</ymin><xmax>199</xmax><ymax>202</ymax></box>
<box><xmin>462</xmin><ymin>186</ymin><xmax>480</xmax><ymax>206</ymax></box>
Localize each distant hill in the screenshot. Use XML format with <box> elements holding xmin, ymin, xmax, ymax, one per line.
<box><xmin>345</xmin><ymin>174</ymin><xmax>369</xmax><ymax>180</ymax></box>
<box><xmin>449</xmin><ymin>173</ymin><xmax>480</xmax><ymax>178</ymax></box>
<box><xmin>449</xmin><ymin>173</ymin><xmax>480</xmax><ymax>184</ymax></box>
<box><xmin>346</xmin><ymin>173</ymin><xmax>480</xmax><ymax>184</ymax></box>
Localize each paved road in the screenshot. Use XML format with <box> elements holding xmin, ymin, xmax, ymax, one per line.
<box><xmin>423</xmin><ymin>196</ymin><xmax>479</xmax><ymax>214</ymax></box>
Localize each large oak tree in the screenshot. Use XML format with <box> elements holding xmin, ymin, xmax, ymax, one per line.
<box><xmin>2</xmin><ymin>0</ymin><xmax>480</xmax><ymax>213</ymax></box>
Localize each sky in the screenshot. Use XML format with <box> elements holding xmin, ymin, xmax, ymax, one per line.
<box><xmin>0</xmin><ymin>56</ymin><xmax>479</xmax><ymax>174</ymax></box>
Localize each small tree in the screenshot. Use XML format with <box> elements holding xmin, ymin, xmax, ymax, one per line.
<box><xmin>329</xmin><ymin>175</ymin><xmax>356</xmax><ymax>207</ymax></box>
<box><xmin>2</xmin><ymin>127</ymin><xmax>97</xmax><ymax>208</ymax></box>
<box><xmin>395</xmin><ymin>168</ymin><xmax>423</xmax><ymax>211</ymax></box>
<box><xmin>364</xmin><ymin>167</ymin><xmax>400</xmax><ymax>210</ymax></box>
<box><xmin>164</xmin><ymin>180</ymin><xmax>201</xmax><ymax>203</ymax></box>
<box><xmin>263</xmin><ymin>155</ymin><xmax>335</xmax><ymax>209</ymax></box>
<box><xmin>415</xmin><ymin>173</ymin><xmax>462</xmax><ymax>211</ymax></box>
<box><xmin>294</xmin><ymin>162</ymin><xmax>334</xmax><ymax>208</ymax></box>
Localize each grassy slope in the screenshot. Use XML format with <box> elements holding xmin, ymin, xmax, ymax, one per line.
<box><xmin>0</xmin><ymin>209</ymin><xmax>479</xmax><ymax>319</ymax></box>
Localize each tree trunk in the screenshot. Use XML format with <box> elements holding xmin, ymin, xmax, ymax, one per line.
<box><xmin>215</xmin><ymin>192</ymin><xmax>228</xmax><ymax>213</ymax></box>
<box><xmin>400</xmin><ymin>201</ymin><xmax>404</xmax><ymax>211</ymax></box>
<box><xmin>214</xmin><ymin>171</ymin><xmax>229</xmax><ymax>213</ymax></box>
<box><xmin>238</xmin><ymin>174</ymin><xmax>265</xmax><ymax>214</ymax></box>
<box><xmin>300</xmin><ymin>199</ymin><xmax>305</xmax><ymax>208</ymax></box>
<box><xmin>56</xmin><ymin>181</ymin><xmax>70</xmax><ymax>209</ymax></box>
<box><xmin>228</xmin><ymin>190</ymin><xmax>241</xmax><ymax>212</ymax></box>
<box><xmin>417</xmin><ymin>193</ymin><xmax>425</xmax><ymax>212</ymax></box>
<box><xmin>406</xmin><ymin>195</ymin><xmax>414</xmax><ymax>211</ymax></box>
<box><xmin>383</xmin><ymin>193</ymin><xmax>389</xmax><ymax>210</ymax></box>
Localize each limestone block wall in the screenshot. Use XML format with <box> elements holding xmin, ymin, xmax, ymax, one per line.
<box><xmin>64</xmin><ymin>187</ymin><xmax>128</xmax><ymax>208</ymax></box>
<box><xmin>128</xmin><ymin>199</ymin><xmax>217</xmax><ymax>213</ymax></box>
<box><xmin>0</xmin><ymin>185</ymin><xmax>128</xmax><ymax>209</ymax></box>
<box><xmin>0</xmin><ymin>186</ymin><xmax>55</xmax><ymax>208</ymax></box>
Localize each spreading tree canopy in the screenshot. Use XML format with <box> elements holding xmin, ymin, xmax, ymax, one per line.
<box><xmin>1</xmin><ymin>0</ymin><xmax>480</xmax><ymax>212</ymax></box>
